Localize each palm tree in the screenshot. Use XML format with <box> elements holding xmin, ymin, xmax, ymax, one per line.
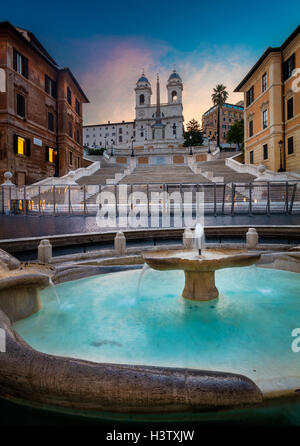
<box><xmin>211</xmin><ymin>84</ymin><xmax>228</xmax><ymax>148</ymax></box>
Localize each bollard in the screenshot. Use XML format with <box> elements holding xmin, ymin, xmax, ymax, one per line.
<box><xmin>183</xmin><ymin>228</ymin><xmax>194</xmax><ymax>249</ymax></box>
<box><xmin>114</xmin><ymin>231</ymin><xmax>126</xmax><ymax>255</ymax></box>
<box><xmin>246</xmin><ymin>228</ymin><xmax>258</xmax><ymax>250</ymax></box>
<box><xmin>38</xmin><ymin>239</ymin><xmax>52</xmax><ymax>263</ymax></box>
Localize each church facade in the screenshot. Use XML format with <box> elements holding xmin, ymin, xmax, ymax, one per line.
<box><xmin>83</xmin><ymin>70</ymin><xmax>184</xmax><ymax>150</ymax></box>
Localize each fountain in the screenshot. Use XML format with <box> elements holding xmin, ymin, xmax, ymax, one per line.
<box><xmin>143</xmin><ymin>224</ymin><xmax>261</xmax><ymax>301</ymax></box>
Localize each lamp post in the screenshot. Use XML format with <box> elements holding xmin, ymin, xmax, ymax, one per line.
<box><xmin>208</xmin><ymin>137</ymin><xmax>211</xmax><ymax>154</ymax></box>
<box><xmin>104</xmin><ymin>136</ymin><xmax>107</xmax><ymax>153</ymax></box>
<box><xmin>189</xmin><ymin>135</ymin><xmax>193</xmax><ymax>156</ymax></box>
<box><xmin>278</xmin><ymin>139</ymin><xmax>284</xmax><ymax>172</ymax></box>
<box><xmin>111</xmin><ymin>139</ymin><xmax>114</xmax><ymax>157</ymax></box>
<box><xmin>131</xmin><ymin>136</ymin><xmax>135</xmax><ymax>157</ymax></box>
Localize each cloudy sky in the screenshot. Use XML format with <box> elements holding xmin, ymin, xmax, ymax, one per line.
<box><xmin>2</xmin><ymin>0</ymin><xmax>300</xmax><ymax>126</ymax></box>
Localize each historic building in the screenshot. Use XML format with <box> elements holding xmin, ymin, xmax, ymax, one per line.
<box><xmin>235</xmin><ymin>25</ymin><xmax>300</xmax><ymax>172</ymax></box>
<box><xmin>0</xmin><ymin>21</ymin><xmax>89</xmax><ymax>185</ymax></box>
<box><xmin>83</xmin><ymin>70</ymin><xmax>184</xmax><ymax>150</ymax></box>
<box><xmin>201</xmin><ymin>102</ymin><xmax>244</xmax><ymax>146</ymax></box>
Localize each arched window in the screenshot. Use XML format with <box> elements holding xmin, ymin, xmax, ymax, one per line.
<box><xmin>172</xmin><ymin>91</ymin><xmax>178</xmax><ymax>102</ymax></box>
<box><xmin>140</xmin><ymin>94</ymin><xmax>145</xmax><ymax>105</ymax></box>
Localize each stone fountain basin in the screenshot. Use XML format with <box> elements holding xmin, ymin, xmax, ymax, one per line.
<box><xmin>142</xmin><ymin>248</ymin><xmax>261</xmax><ymax>272</ymax></box>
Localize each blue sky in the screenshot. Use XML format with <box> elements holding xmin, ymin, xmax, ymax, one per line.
<box><xmin>2</xmin><ymin>1</ymin><xmax>300</xmax><ymax>124</ymax></box>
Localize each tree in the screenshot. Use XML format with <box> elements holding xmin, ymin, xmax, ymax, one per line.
<box><xmin>183</xmin><ymin>119</ymin><xmax>203</xmax><ymax>147</ymax></box>
<box><xmin>226</xmin><ymin>120</ymin><xmax>244</xmax><ymax>151</ymax></box>
<box><xmin>211</xmin><ymin>84</ymin><xmax>228</xmax><ymax>148</ymax></box>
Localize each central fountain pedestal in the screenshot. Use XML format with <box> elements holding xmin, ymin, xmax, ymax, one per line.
<box><xmin>143</xmin><ymin>249</ymin><xmax>261</xmax><ymax>302</ymax></box>
<box><xmin>183</xmin><ymin>270</ymin><xmax>218</xmax><ymax>301</ymax></box>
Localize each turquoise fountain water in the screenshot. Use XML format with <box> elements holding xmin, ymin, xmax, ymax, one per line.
<box><xmin>13</xmin><ymin>266</ymin><xmax>300</xmax><ymax>392</ymax></box>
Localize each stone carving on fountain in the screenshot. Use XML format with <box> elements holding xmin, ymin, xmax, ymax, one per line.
<box><xmin>0</xmin><ymin>249</ymin><xmax>54</xmax><ymax>321</ymax></box>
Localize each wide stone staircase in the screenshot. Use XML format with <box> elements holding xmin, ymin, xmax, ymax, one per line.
<box><xmin>197</xmin><ymin>158</ymin><xmax>256</xmax><ymax>183</ymax></box>
<box><xmin>119</xmin><ymin>165</ymin><xmax>209</xmax><ymax>185</ymax></box>
<box><xmin>77</xmin><ymin>159</ymin><xmax>126</xmax><ymax>186</ymax></box>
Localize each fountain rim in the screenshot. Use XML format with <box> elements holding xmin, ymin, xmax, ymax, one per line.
<box><xmin>142</xmin><ymin>248</ymin><xmax>261</xmax><ymax>272</ymax></box>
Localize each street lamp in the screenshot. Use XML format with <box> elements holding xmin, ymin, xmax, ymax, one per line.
<box><xmin>104</xmin><ymin>136</ymin><xmax>107</xmax><ymax>152</ymax></box>
<box><xmin>208</xmin><ymin>137</ymin><xmax>211</xmax><ymax>154</ymax></box>
<box><xmin>189</xmin><ymin>135</ymin><xmax>193</xmax><ymax>156</ymax></box>
<box><xmin>131</xmin><ymin>136</ymin><xmax>135</xmax><ymax>157</ymax></box>
<box><xmin>278</xmin><ymin>140</ymin><xmax>284</xmax><ymax>172</ymax></box>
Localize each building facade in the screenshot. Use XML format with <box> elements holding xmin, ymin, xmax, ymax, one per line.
<box><xmin>83</xmin><ymin>70</ymin><xmax>184</xmax><ymax>150</ymax></box>
<box><xmin>201</xmin><ymin>102</ymin><xmax>244</xmax><ymax>145</ymax></box>
<box><xmin>235</xmin><ymin>25</ymin><xmax>300</xmax><ymax>172</ymax></box>
<box><xmin>0</xmin><ymin>21</ymin><xmax>89</xmax><ymax>185</ymax></box>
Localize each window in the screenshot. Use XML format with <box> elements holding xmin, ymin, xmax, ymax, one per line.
<box><xmin>13</xmin><ymin>134</ymin><xmax>30</xmax><ymax>156</ymax></box>
<box><xmin>119</xmin><ymin>136</ymin><xmax>122</xmax><ymax>142</ymax></box>
<box><xmin>49</xmin><ymin>147</ymin><xmax>54</xmax><ymax>163</ymax></box>
<box><xmin>249</xmin><ymin>120</ymin><xmax>253</xmax><ymax>137</ymax></box>
<box><xmin>75</xmin><ymin>99</ymin><xmax>81</xmax><ymax>115</ymax></box>
<box><xmin>250</xmin><ymin>150</ymin><xmax>254</xmax><ymax>164</ymax></box>
<box><xmin>45</xmin><ymin>75</ymin><xmax>56</xmax><ymax>98</ymax></box>
<box><xmin>67</xmin><ymin>87</ymin><xmax>72</xmax><ymax>105</ymax></box>
<box><xmin>262</xmin><ymin>73</ymin><xmax>267</xmax><ymax>92</ymax></box>
<box><xmin>262</xmin><ymin>109</ymin><xmax>268</xmax><ymax>129</ymax></box>
<box><xmin>172</xmin><ymin>90</ymin><xmax>178</xmax><ymax>102</ymax></box>
<box><xmin>119</xmin><ymin>128</ymin><xmax>122</xmax><ymax>134</ymax></box>
<box><xmin>141</xmin><ymin>132</ymin><xmax>144</xmax><ymax>137</ymax></box>
<box><xmin>69</xmin><ymin>151</ymin><xmax>73</xmax><ymax>165</ymax></box>
<box><xmin>16</xmin><ymin>93</ymin><xmax>25</xmax><ymax>117</ymax></box>
<box><xmin>76</xmin><ymin>129</ymin><xmax>80</xmax><ymax>143</ymax></box>
<box><xmin>287</xmin><ymin>136</ymin><xmax>294</xmax><ymax>155</ymax></box>
<box><xmin>18</xmin><ymin>136</ymin><xmax>25</xmax><ymax>155</ymax></box>
<box><xmin>246</xmin><ymin>86</ymin><xmax>254</xmax><ymax>106</ymax></box>
<box><xmin>283</xmin><ymin>54</ymin><xmax>295</xmax><ymax>81</ymax></box>
<box><xmin>287</xmin><ymin>97</ymin><xmax>294</xmax><ymax>120</ymax></box>
<box><xmin>263</xmin><ymin>144</ymin><xmax>268</xmax><ymax>160</ymax></box>
<box><xmin>68</xmin><ymin>122</ymin><xmax>73</xmax><ymax>138</ymax></box>
<box><xmin>139</xmin><ymin>94</ymin><xmax>145</xmax><ymax>105</ymax></box>
<box><xmin>48</xmin><ymin>112</ymin><xmax>54</xmax><ymax>131</ymax></box>
<box><xmin>13</xmin><ymin>49</ymin><xmax>28</xmax><ymax>78</ymax></box>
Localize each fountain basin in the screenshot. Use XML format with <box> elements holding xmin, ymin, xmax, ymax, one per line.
<box><xmin>143</xmin><ymin>249</ymin><xmax>261</xmax><ymax>301</ymax></box>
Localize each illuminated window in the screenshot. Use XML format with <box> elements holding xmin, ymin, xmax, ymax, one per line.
<box><xmin>17</xmin><ymin>136</ymin><xmax>25</xmax><ymax>155</ymax></box>
<box><xmin>49</xmin><ymin>148</ymin><xmax>54</xmax><ymax>163</ymax></box>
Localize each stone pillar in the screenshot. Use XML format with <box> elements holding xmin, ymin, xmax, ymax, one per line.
<box><xmin>38</xmin><ymin>239</ymin><xmax>52</xmax><ymax>264</ymax></box>
<box><xmin>246</xmin><ymin>228</ymin><xmax>258</xmax><ymax>250</ymax></box>
<box><xmin>183</xmin><ymin>228</ymin><xmax>194</xmax><ymax>249</ymax></box>
<box><xmin>114</xmin><ymin>231</ymin><xmax>126</xmax><ymax>255</ymax></box>
<box><xmin>1</xmin><ymin>171</ymin><xmax>15</xmax><ymax>215</ymax></box>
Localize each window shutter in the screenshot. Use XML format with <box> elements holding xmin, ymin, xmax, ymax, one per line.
<box><xmin>23</xmin><ymin>56</ymin><xmax>28</xmax><ymax>78</ymax></box>
<box><xmin>45</xmin><ymin>146</ymin><xmax>49</xmax><ymax>162</ymax></box>
<box><xmin>53</xmin><ymin>81</ymin><xmax>57</xmax><ymax>98</ymax></box>
<box><xmin>13</xmin><ymin>134</ymin><xmax>18</xmax><ymax>154</ymax></box>
<box><xmin>26</xmin><ymin>138</ymin><xmax>31</xmax><ymax>156</ymax></box>
<box><xmin>13</xmin><ymin>49</ymin><xmax>17</xmax><ymax>71</ymax></box>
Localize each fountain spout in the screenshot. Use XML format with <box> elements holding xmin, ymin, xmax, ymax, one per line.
<box><xmin>194</xmin><ymin>223</ymin><xmax>205</xmax><ymax>256</ymax></box>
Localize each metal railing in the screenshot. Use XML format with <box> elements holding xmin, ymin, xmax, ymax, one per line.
<box><xmin>1</xmin><ymin>181</ymin><xmax>300</xmax><ymax>216</ymax></box>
